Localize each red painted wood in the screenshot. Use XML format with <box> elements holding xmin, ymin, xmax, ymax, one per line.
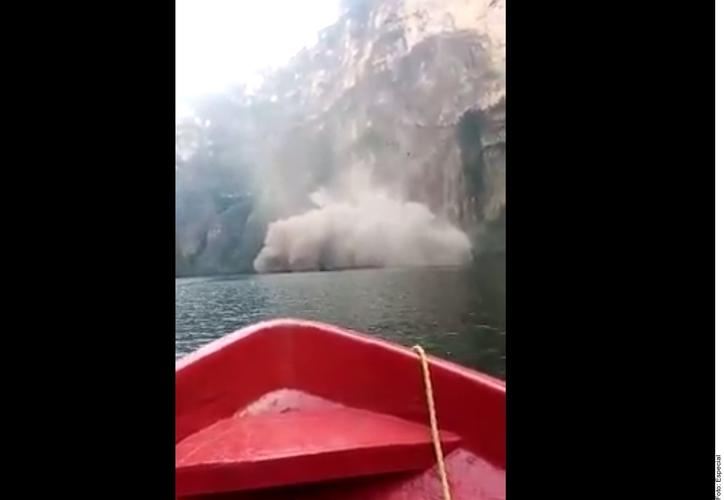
<box><xmin>176</xmin><ymin>319</ymin><xmax>506</xmax><ymax>499</ymax></box>
<box><xmin>177</xmin><ymin>407</ymin><xmax>461</xmax><ymax>496</ymax></box>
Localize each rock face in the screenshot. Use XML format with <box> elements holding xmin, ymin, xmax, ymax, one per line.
<box><xmin>175</xmin><ymin>0</ymin><xmax>506</xmax><ymax>275</ymax></box>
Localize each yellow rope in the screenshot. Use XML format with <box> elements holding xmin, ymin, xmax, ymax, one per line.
<box><xmin>412</xmin><ymin>345</ymin><xmax>452</xmax><ymax>500</ymax></box>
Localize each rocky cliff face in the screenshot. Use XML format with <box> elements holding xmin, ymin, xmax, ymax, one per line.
<box><xmin>176</xmin><ymin>0</ymin><xmax>506</xmax><ymax>275</ymax></box>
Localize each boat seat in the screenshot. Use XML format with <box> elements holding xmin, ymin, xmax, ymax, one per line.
<box><xmin>176</xmin><ymin>407</ymin><xmax>461</xmax><ymax>496</ymax></box>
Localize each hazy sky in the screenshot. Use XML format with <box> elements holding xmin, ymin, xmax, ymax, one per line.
<box><xmin>176</xmin><ymin>0</ymin><xmax>340</xmax><ymax>117</ymax></box>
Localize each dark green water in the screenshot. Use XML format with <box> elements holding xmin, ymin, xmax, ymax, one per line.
<box><xmin>175</xmin><ymin>256</ymin><xmax>506</xmax><ymax>378</ymax></box>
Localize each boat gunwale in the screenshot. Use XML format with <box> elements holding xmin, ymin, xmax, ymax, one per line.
<box><xmin>176</xmin><ymin>318</ymin><xmax>506</xmax><ymax>392</ymax></box>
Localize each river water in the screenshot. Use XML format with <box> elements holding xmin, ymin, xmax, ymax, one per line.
<box><xmin>176</xmin><ymin>256</ymin><xmax>505</xmax><ymax>378</ymax></box>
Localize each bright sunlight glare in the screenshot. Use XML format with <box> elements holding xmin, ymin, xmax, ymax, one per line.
<box><xmin>176</xmin><ymin>0</ymin><xmax>340</xmax><ymax>118</ymax></box>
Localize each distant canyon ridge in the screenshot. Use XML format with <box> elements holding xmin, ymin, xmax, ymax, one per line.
<box><xmin>176</xmin><ymin>0</ymin><xmax>506</xmax><ymax>276</ymax></box>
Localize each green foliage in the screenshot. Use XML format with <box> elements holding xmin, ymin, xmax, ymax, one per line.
<box><xmin>456</xmin><ymin>108</ymin><xmax>486</xmax><ymax>197</ymax></box>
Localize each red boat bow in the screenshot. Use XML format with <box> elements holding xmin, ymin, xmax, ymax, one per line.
<box><xmin>176</xmin><ymin>319</ymin><xmax>506</xmax><ymax>499</ymax></box>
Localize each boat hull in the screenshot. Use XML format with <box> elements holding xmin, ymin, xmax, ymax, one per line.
<box><xmin>176</xmin><ymin>319</ymin><xmax>505</xmax><ymax>499</ymax></box>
